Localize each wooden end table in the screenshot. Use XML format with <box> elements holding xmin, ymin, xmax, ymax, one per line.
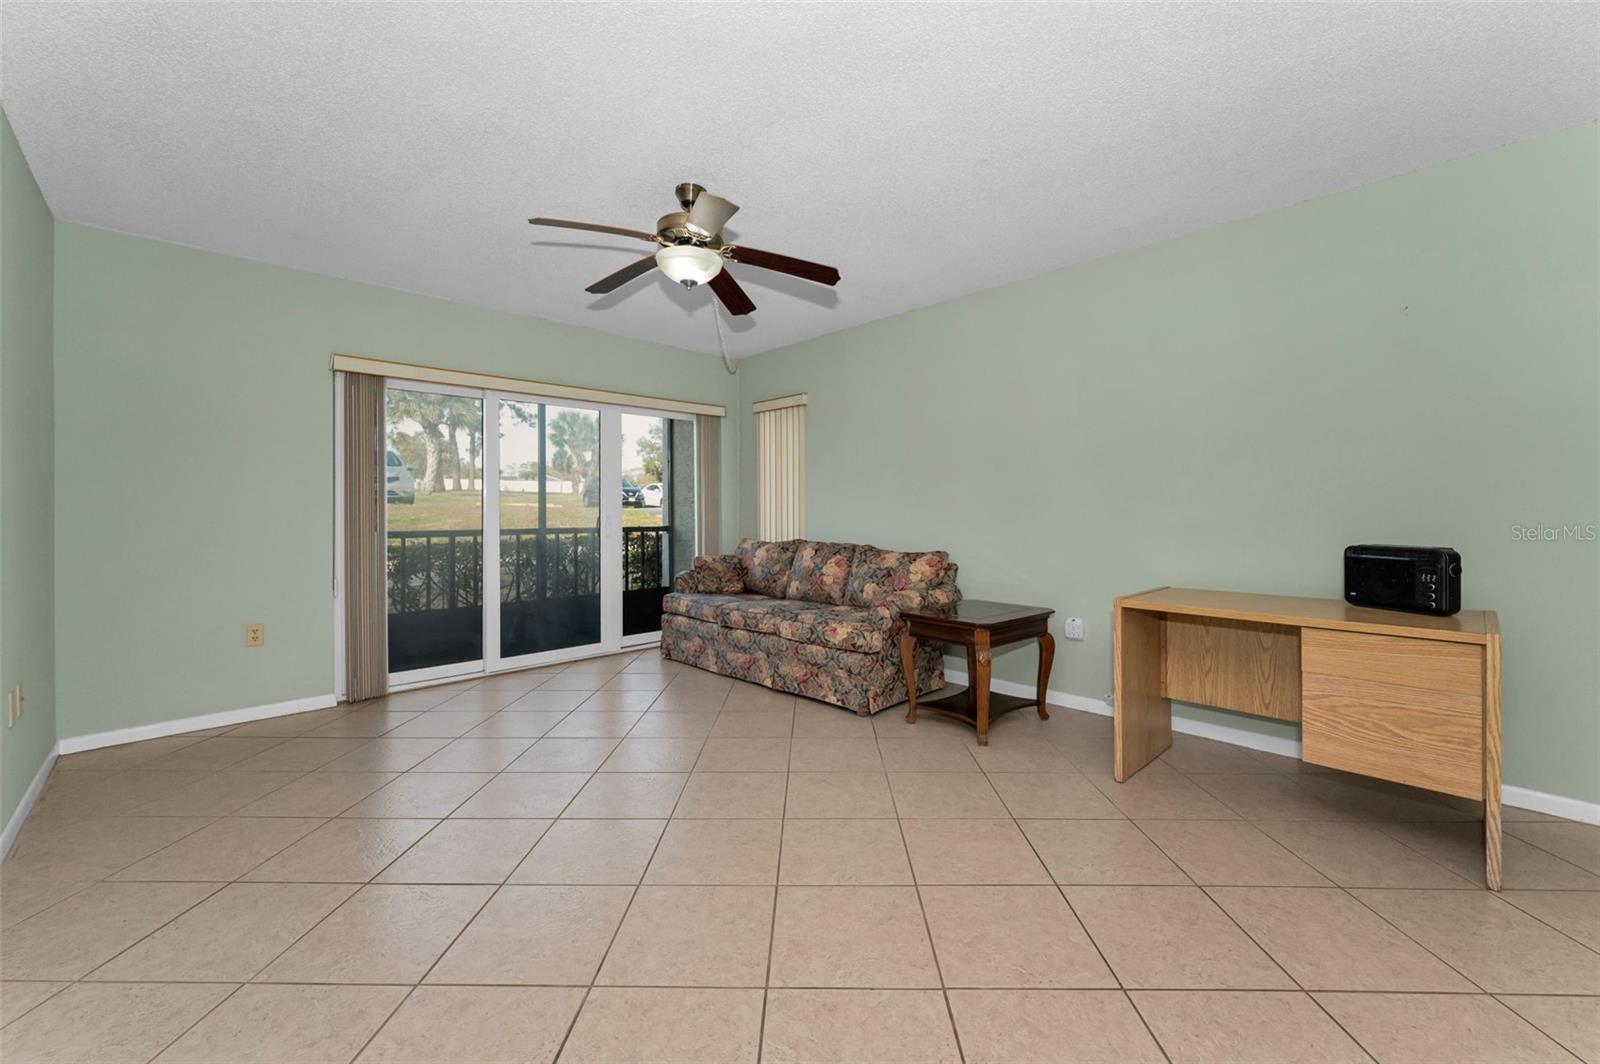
<box><xmin>898</xmin><ymin>600</ymin><xmax>1055</xmax><ymax>745</ymax></box>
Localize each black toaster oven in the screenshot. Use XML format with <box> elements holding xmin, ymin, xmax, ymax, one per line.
<box><xmin>1344</xmin><ymin>545</ymin><xmax>1462</xmax><ymax>616</ymax></box>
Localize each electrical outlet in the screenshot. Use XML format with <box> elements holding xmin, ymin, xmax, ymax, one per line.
<box><xmin>5</xmin><ymin>688</ymin><xmax>14</xmax><ymax>727</ymax></box>
<box><xmin>1063</xmin><ymin>616</ymin><xmax>1085</xmax><ymax>641</ymax></box>
<box><xmin>245</xmin><ymin>624</ymin><xmax>265</xmax><ymax>647</ymax></box>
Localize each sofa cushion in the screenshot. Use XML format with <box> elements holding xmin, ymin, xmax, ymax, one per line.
<box><xmin>784</xmin><ymin>541</ymin><xmax>858</xmax><ymax>605</ymax></box>
<box><xmin>736</xmin><ymin>538</ymin><xmax>799</xmax><ymax>598</ymax></box>
<box><xmin>675</xmin><ymin>554</ymin><xmax>745</xmax><ymax>594</ymax></box>
<box><xmin>845</xmin><ymin>546</ymin><xmax>951</xmax><ymax>606</ymax></box>
<box><xmin>662</xmin><ymin>592</ymin><xmax>767</xmax><ymax>625</ymax></box>
<box><xmin>720</xmin><ymin>598</ymin><xmax>892</xmax><ymax>655</ymax></box>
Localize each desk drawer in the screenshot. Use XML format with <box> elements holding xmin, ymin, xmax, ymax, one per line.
<box><xmin>1302</xmin><ymin>629</ymin><xmax>1482</xmax><ymax>695</ymax></box>
<box><xmin>1301</xmin><ymin>629</ymin><xmax>1485</xmax><ymax>799</ymax></box>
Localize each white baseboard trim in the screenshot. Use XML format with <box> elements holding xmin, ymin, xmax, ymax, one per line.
<box><xmin>1503</xmin><ymin>785</ymin><xmax>1600</xmax><ymax>826</ymax></box>
<box><xmin>943</xmin><ymin>669</ymin><xmax>1599</xmax><ymax>825</ymax></box>
<box><xmin>57</xmin><ymin>693</ymin><xmax>339</xmax><ymax>755</ymax></box>
<box><xmin>0</xmin><ymin>741</ymin><xmax>60</xmax><ymax>862</ymax></box>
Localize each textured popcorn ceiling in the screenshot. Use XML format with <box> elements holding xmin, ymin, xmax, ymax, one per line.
<box><xmin>2</xmin><ymin>2</ymin><xmax>1595</xmax><ymax>356</ymax></box>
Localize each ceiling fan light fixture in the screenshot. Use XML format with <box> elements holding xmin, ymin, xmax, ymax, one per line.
<box><xmin>655</xmin><ymin>244</ymin><xmax>724</xmax><ymax>287</ymax></box>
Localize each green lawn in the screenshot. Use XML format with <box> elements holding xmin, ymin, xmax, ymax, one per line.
<box><xmin>386</xmin><ymin>490</ymin><xmax>667</xmax><ymax>532</ymax></box>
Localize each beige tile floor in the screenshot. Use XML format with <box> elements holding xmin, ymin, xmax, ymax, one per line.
<box><xmin>2</xmin><ymin>650</ymin><xmax>1598</xmax><ymax>1063</ymax></box>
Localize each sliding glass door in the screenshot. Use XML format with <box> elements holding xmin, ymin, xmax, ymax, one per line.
<box><xmin>385</xmin><ymin>385</ymin><xmax>485</xmax><ymax>679</ymax></box>
<box><xmin>382</xmin><ymin>379</ymin><xmax>694</xmax><ymax>685</ymax></box>
<box><xmin>621</xmin><ymin>413</ymin><xmax>694</xmax><ymax>641</ymax></box>
<box><xmin>495</xmin><ymin>398</ymin><xmax>603</xmax><ymax>662</ymax></box>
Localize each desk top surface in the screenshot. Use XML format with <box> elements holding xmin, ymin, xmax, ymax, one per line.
<box><xmin>1117</xmin><ymin>586</ymin><xmax>1497</xmax><ymax>645</ymax></box>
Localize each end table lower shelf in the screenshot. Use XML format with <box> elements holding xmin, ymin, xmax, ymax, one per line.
<box><xmin>897</xmin><ymin>600</ymin><xmax>1056</xmax><ymax>746</ymax></box>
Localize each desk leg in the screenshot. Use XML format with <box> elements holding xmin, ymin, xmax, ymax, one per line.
<box><xmin>901</xmin><ymin>634</ymin><xmax>919</xmax><ymax>724</ymax></box>
<box><xmin>1484</xmin><ymin>633</ymin><xmax>1503</xmax><ymax>891</ymax></box>
<box><xmin>974</xmin><ymin>634</ymin><xmax>992</xmax><ymax>746</ymax></box>
<box><xmin>1036</xmin><ymin>632</ymin><xmax>1055</xmax><ymax>721</ymax></box>
<box><xmin>1114</xmin><ymin>604</ymin><xmax>1171</xmax><ymax>781</ymax></box>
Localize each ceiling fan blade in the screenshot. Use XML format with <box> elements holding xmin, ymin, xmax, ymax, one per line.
<box><xmin>685</xmin><ymin>192</ymin><xmax>739</xmax><ymax>240</ymax></box>
<box><xmin>529</xmin><ymin>217</ymin><xmax>658</xmax><ymax>243</ymax></box>
<box><xmin>708</xmin><ymin>267</ymin><xmax>757</xmax><ymax>316</ymax></box>
<box><xmin>584</xmin><ymin>256</ymin><xmax>659</xmax><ymax>294</ymax></box>
<box><xmin>725</xmin><ymin>246</ymin><xmax>840</xmax><ymax>286</ymax></box>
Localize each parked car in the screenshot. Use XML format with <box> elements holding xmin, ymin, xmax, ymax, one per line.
<box><xmin>641</xmin><ymin>483</ymin><xmax>664</xmax><ymax>508</ymax></box>
<box><xmin>582</xmin><ymin>479</ymin><xmax>645</xmax><ymax>507</ymax></box>
<box><xmin>386</xmin><ymin>449</ymin><xmax>415</xmax><ymax>504</ymax></box>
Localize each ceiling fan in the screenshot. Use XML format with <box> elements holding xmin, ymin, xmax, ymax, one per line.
<box><xmin>529</xmin><ymin>183</ymin><xmax>841</xmax><ymax>317</ymax></box>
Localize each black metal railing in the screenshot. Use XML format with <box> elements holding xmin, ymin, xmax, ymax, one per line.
<box><xmin>623</xmin><ymin>526</ymin><xmax>670</xmax><ymax>592</ymax></box>
<box><xmin>386</xmin><ymin>526</ymin><xmax>671</xmax><ymax>615</ymax></box>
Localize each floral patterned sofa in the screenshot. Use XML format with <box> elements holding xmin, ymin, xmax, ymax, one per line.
<box><xmin>660</xmin><ymin>538</ymin><xmax>961</xmax><ymax>714</ymax></box>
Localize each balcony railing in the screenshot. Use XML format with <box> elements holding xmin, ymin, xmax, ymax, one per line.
<box><xmin>386</xmin><ymin>526</ymin><xmax>672</xmax><ymax>615</ymax></box>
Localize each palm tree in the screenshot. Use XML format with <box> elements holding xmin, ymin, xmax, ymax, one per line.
<box><xmin>548</xmin><ymin>408</ymin><xmax>598</xmax><ymax>487</ymax></box>
<box><xmin>386</xmin><ymin>391</ymin><xmax>451</xmax><ymax>494</ymax></box>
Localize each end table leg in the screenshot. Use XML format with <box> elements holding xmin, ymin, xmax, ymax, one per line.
<box><xmin>974</xmin><ymin>643</ymin><xmax>992</xmax><ymax>746</ymax></box>
<box><xmin>901</xmin><ymin>633</ymin><xmax>919</xmax><ymax>724</ymax></box>
<box><xmin>1036</xmin><ymin>632</ymin><xmax>1055</xmax><ymax>720</ymax></box>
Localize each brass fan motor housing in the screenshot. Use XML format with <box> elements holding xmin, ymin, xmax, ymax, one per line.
<box><xmin>655</xmin><ymin>211</ymin><xmax>726</xmax><ymax>252</ymax></box>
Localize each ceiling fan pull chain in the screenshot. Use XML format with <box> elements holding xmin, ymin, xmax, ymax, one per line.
<box><xmin>712</xmin><ymin>291</ymin><xmax>737</xmax><ymax>375</ymax></box>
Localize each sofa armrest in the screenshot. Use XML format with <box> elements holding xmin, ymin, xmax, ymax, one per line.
<box><xmin>673</xmin><ymin>554</ymin><xmax>745</xmax><ymax>594</ymax></box>
<box><xmin>871</xmin><ymin>585</ymin><xmax>962</xmax><ymax>628</ymax></box>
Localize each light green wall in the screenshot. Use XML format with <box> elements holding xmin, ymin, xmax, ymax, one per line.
<box><xmin>1</xmin><ymin>109</ymin><xmax>58</xmax><ymax>829</ymax></box>
<box><xmin>53</xmin><ymin>225</ymin><xmax>740</xmax><ymax>739</ymax></box>
<box><xmin>738</xmin><ymin>125</ymin><xmax>1600</xmax><ymax>804</ymax></box>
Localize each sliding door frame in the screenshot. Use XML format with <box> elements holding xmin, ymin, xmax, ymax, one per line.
<box><xmin>337</xmin><ymin>374</ymin><xmax>696</xmax><ymax>694</ymax></box>
<box><xmin>482</xmin><ymin>391</ymin><xmax>617</xmax><ymax>674</ymax></box>
<box><xmin>385</xmin><ymin>377</ymin><xmax>490</xmax><ymax>688</ymax></box>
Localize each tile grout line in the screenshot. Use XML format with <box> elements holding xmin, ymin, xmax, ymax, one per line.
<box><xmin>9</xmin><ymin>673</ymin><xmax>1599</xmax><ymax>1060</ymax></box>
<box><xmin>1115</xmin><ymin>814</ymin><xmax>1376</xmax><ymax>1061</ymax></box>
<box><xmin>882</xmin><ymin>734</ymin><xmax>968</xmax><ymax>1064</ymax></box>
<box><xmin>137</xmin><ymin>980</ymin><xmax>251</xmax><ymax>1064</ymax></box>
<box><xmin>1123</xmin><ymin>813</ymin><xmax>1384</xmax><ymax>1061</ymax></box>
<box><xmin>41</xmin><ymin>979</ymin><xmax>1600</xmax><ymax>995</ymax></box>
<box><xmin>125</xmin><ymin>657</ymin><xmax>618</xmax><ymax>1061</ymax></box>
<box><xmin>753</xmin><ymin>697</ymin><xmax>797</xmax><ymax>1064</ymax></box>
<box><xmin>348</xmin><ymin>666</ymin><xmax>592</xmax><ymax>876</ymax></box>
<box><xmin>5</xmin><ymin>704</ymin><xmax>450</xmax><ymax>1057</ymax></box>
<box><xmin>1492</xmin><ymin>892</ymin><xmax>1600</xmax><ymax>959</ymax></box>
<box><xmin>1192</xmin><ymin>880</ymin><xmax>1389</xmax><ymax>1063</ymax></box>
<box><xmin>1338</xmin><ymin>885</ymin><xmax>1501</xmax><ymax>995</ymax></box>
<box><xmin>386</xmin><ymin>652</ymin><xmax>656</xmax><ymax>1060</ymax></box>
<box><xmin>1368</xmin><ymin>818</ymin><xmax>1600</xmax><ymax>894</ymax></box>
<box><xmin>544</xmin><ymin>664</ymin><xmax>722</xmax><ymax>1063</ymax></box>
<box><xmin>0</xmin><ymin>981</ymin><xmax>73</xmax><ymax>1032</ymax></box>
<box><xmin>997</xmin><ymin>744</ymin><xmax>1176</xmax><ymax>1064</ymax></box>
<box><xmin>346</xmin><ymin>983</ymin><xmax>421</xmax><ymax>1063</ymax></box>
<box><xmin>347</xmin><ymin>652</ymin><xmax>660</xmax><ymax>1063</ymax></box>
<box><xmin>1488</xmin><ymin>994</ymin><xmax>1594</xmax><ymax>1063</ymax></box>
<box><xmin>1122</xmin><ymin>786</ymin><xmax>1502</xmax><ymax>1056</ymax></box>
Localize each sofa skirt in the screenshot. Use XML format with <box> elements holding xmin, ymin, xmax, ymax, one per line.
<box><xmin>660</xmin><ymin>614</ymin><xmax>945</xmax><ymax>714</ymax></box>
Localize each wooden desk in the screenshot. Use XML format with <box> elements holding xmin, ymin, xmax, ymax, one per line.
<box><xmin>1114</xmin><ymin>587</ymin><xmax>1502</xmax><ymax>889</ymax></box>
<box><xmin>900</xmin><ymin>600</ymin><xmax>1055</xmax><ymax>746</ymax></box>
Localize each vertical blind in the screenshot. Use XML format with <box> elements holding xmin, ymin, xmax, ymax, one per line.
<box><xmin>695</xmin><ymin>413</ymin><xmax>722</xmax><ymax>555</ymax></box>
<box><xmin>755</xmin><ymin>394</ymin><xmax>806</xmax><ymax>540</ymax></box>
<box><xmin>342</xmin><ymin>372</ymin><xmax>388</xmax><ymax>702</ymax></box>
